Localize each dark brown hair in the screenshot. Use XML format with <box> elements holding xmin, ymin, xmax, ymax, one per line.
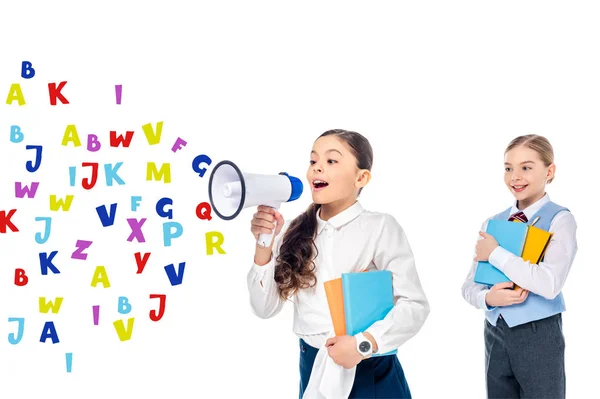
<box><xmin>273</xmin><ymin>129</ymin><xmax>374</xmax><ymax>300</ymax></box>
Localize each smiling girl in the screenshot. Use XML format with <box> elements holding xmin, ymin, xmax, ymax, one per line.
<box><xmin>461</xmin><ymin>134</ymin><xmax>578</xmax><ymax>399</ymax></box>
<box><xmin>247</xmin><ymin>129</ymin><xmax>429</xmax><ymax>398</ymax></box>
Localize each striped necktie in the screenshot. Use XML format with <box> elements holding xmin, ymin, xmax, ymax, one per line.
<box><xmin>508</xmin><ymin>211</ymin><xmax>528</xmax><ymax>223</ymax></box>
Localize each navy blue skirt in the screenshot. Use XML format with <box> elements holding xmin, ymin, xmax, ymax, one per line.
<box><xmin>299</xmin><ymin>339</ymin><xmax>411</xmax><ymax>399</ymax></box>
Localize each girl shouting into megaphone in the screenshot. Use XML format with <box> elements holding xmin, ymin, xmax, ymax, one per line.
<box><xmin>247</xmin><ymin>129</ymin><xmax>430</xmax><ymax>399</ymax></box>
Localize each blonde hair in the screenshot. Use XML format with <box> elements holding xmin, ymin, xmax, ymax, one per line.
<box><xmin>505</xmin><ymin>134</ymin><xmax>555</xmax><ymax>183</ymax></box>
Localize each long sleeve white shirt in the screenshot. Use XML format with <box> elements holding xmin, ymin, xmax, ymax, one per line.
<box><xmin>462</xmin><ymin>193</ymin><xmax>578</xmax><ymax>311</ymax></box>
<box><xmin>247</xmin><ymin>201</ymin><xmax>429</xmax><ymax>397</ymax></box>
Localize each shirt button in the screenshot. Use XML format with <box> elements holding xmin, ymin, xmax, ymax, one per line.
<box><xmin>301</xmin><ymin>345</ymin><xmax>306</xmax><ymax>353</ymax></box>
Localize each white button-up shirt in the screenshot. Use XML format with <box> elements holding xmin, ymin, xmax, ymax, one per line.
<box><xmin>247</xmin><ymin>201</ymin><xmax>430</xmax><ymax>355</ymax></box>
<box><xmin>462</xmin><ymin>193</ymin><xmax>578</xmax><ymax>311</ymax></box>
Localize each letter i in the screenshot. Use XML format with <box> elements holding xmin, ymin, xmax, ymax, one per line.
<box><xmin>115</xmin><ymin>85</ymin><xmax>122</xmax><ymax>104</ymax></box>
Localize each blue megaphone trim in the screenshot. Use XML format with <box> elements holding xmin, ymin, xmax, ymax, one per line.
<box><xmin>279</xmin><ymin>172</ymin><xmax>303</xmax><ymax>202</ymax></box>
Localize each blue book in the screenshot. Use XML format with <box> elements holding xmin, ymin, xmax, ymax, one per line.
<box><xmin>341</xmin><ymin>270</ymin><xmax>397</xmax><ymax>357</ymax></box>
<box><xmin>474</xmin><ymin>220</ymin><xmax>528</xmax><ymax>286</ymax></box>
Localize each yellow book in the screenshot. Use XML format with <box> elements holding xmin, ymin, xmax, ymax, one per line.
<box><xmin>522</xmin><ymin>225</ymin><xmax>553</xmax><ymax>264</ymax></box>
<box><xmin>512</xmin><ymin>220</ymin><xmax>553</xmax><ymax>289</ymax></box>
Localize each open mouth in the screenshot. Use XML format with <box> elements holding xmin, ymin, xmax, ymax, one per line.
<box><xmin>312</xmin><ymin>179</ymin><xmax>329</xmax><ymax>191</ymax></box>
<box><xmin>512</xmin><ymin>184</ymin><xmax>528</xmax><ymax>193</ymax></box>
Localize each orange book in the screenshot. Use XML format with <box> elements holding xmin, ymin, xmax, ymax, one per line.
<box><xmin>324</xmin><ymin>278</ymin><xmax>346</xmax><ymax>336</ymax></box>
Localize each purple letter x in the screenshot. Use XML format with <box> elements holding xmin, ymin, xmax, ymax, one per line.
<box><xmin>127</xmin><ymin>218</ymin><xmax>147</xmax><ymax>242</ymax></box>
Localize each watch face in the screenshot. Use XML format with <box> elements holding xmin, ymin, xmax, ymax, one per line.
<box><xmin>359</xmin><ymin>341</ymin><xmax>371</xmax><ymax>353</ymax></box>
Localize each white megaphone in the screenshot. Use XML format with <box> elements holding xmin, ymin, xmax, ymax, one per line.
<box><xmin>208</xmin><ymin>160</ymin><xmax>304</xmax><ymax>247</ymax></box>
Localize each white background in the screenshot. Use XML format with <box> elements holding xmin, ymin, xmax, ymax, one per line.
<box><xmin>1</xmin><ymin>1</ymin><xmax>598</xmax><ymax>398</ymax></box>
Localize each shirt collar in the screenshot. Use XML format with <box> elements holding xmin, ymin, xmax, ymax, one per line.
<box><xmin>316</xmin><ymin>201</ymin><xmax>364</xmax><ymax>234</ymax></box>
<box><xmin>510</xmin><ymin>193</ymin><xmax>550</xmax><ymax>221</ymax></box>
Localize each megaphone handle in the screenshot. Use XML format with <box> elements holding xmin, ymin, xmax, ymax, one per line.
<box><xmin>257</xmin><ymin>204</ymin><xmax>280</xmax><ymax>248</ymax></box>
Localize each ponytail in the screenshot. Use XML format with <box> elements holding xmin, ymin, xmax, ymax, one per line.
<box><xmin>274</xmin><ymin>203</ymin><xmax>321</xmax><ymax>300</ymax></box>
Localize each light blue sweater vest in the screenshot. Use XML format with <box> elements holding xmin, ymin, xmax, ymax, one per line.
<box><xmin>486</xmin><ymin>201</ymin><xmax>568</xmax><ymax>327</ymax></box>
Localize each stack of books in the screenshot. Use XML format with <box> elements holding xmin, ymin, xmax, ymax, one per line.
<box><xmin>474</xmin><ymin>219</ymin><xmax>553</xmax><ymax>287</ymax></box>
<box><xmin>324</xmin><ymin>269</ymin><xmax>397</xmax><ymax>357</ymax></box>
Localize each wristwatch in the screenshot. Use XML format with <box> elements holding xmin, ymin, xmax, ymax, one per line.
<box><xmin>354</xmin><ymin>332</ymin><xmax>373</xmax><ymax>358</ymax></box>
